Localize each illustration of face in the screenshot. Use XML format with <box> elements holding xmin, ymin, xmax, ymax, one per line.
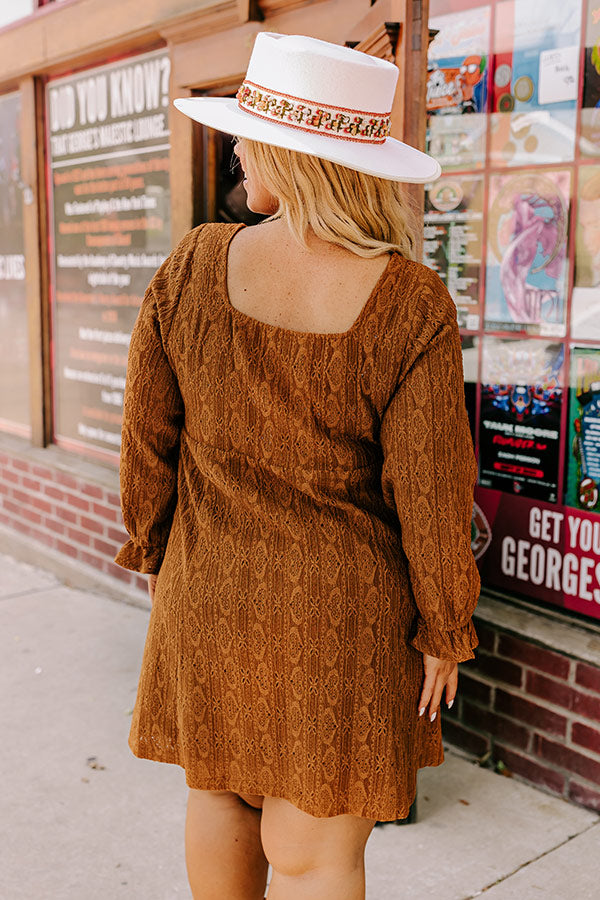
<box><xmin>460</xmin><ymin>56</ymin><xmax>482</xmax><ymax>88</ymax></box>
<box><xmin>510</xmin><ymin>384</ymin><xmax>531</xmax><ymax>420</ymax></box>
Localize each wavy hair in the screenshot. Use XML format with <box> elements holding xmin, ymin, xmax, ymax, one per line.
<box><xmin>237</xmin><ymin>138</ymin><xmax>419</xmax><ymax>260</ymax></box>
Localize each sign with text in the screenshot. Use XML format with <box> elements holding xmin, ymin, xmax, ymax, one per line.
<box><xmin>475</xmin><ymin>487</ymin><xmax>600</xmax><ymax>621</ymax></box>
<box><xmin>47</xmin><ymin>49</ymin><xmax>171</xmax><ymax>462</ymax></box>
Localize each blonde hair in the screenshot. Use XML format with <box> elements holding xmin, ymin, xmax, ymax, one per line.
<box><xmin>240</xmin><ymin>139</ymin><xmax>419</xmax><ymax>260</ymax></box>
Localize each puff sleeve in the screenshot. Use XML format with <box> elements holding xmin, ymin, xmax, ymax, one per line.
<box><xmin>380</xmin><ymin>274</ymin><xmax>480</xmax><ymax>662</ymax></box>
<box><xmin>114</xmin><ymin>252</ymin><xmax>186</xmax><ymax>574</ymax></box>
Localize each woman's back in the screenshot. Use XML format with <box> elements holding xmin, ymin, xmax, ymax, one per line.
<box><xmin>226</xmin><ymin>219</ymin><xmax>392</xmax><ymax>335</ymax></box>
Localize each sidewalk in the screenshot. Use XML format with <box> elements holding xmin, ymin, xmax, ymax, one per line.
<box><xmin>1</xmin><ymin>551</ymin><xmax>598</xmax><ymax>900</ymax></box>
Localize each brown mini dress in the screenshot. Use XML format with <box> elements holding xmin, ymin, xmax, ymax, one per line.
<box><xmin>115</xmin><ymin>222</ymin><xmax>480</xmax><ymax>821</ymax></box>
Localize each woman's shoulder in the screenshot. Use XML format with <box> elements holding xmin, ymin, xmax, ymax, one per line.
<box><xmin>390</xmin><ymin>254</ymin><xmax>458</xmax><ymax>334</ymax></box>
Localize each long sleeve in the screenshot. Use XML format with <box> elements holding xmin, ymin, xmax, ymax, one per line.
<box><xmin>114</xmin><ymin>263</ymin><xmax>185</xmax><ymax>574</ymax></box>
<box><xmin>379</xmin><ymin>275</ymin><xmax>480</xmax><ymax>662</ymax></box>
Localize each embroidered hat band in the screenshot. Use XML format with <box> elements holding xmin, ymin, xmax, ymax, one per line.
<box><xmin>236</xmin><ymin>79</ymin><xmax>392</xmax><ymax>144</ymax></box>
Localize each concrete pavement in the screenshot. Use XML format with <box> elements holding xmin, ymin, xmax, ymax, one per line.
<box><xmin>1</xmin><ymin>551</ymin><xmax>598</xmax><ymax>899</ymax></box>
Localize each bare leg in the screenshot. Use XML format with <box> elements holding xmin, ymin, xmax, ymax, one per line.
<box><xmin>185</xmin><ymin>788</ymin><xmax>269</xmax><ymax>900</ymax></box>
<box><xmin>260</xmin><ymin>795</ymin><xmax>375</xmax><ymax>900</ymax></box>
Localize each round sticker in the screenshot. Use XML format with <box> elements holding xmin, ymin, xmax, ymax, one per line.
<box><xmin>514</xmin><ymin>75</ymin><xmax>534</xmax><ymax>102</ymax></box>
<box><xmin>498</xmin><ymin>93</ymin><xmax>515</xmax><ymax>112</ymax></box>
<box><xmin>494</xmin><ymin>63</ymin><xmax>512</xmax><ymax>88</ymax></box>
<box><xmin>428</xmin><ymin>180</ymin><xmax>464</xmax><ymax>212</ymax></box>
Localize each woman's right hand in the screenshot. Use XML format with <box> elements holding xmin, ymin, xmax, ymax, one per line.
<box><xmin>148</xmin><ymin>574</ymin><xmax>158</xmax><ymax>604</ymax></box>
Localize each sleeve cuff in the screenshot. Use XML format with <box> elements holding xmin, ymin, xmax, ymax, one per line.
<box><xmin>114</xmin><ymin>540</ymin><xmax>165</xmax><ymax>574</ymax></box>
<box><xmin>410</xmin><ymin>617</ymin><xmax>479</xmax><ymax>662</ymax></box>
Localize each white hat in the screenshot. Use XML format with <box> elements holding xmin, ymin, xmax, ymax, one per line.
<box><xmin>174</xmin><ymin>32</ymin><xmax>441</xmax><ymax>183</ymax></box>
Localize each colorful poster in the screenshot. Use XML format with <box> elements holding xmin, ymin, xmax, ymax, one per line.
<box><xmin>490</xmin><ymin>0</ymin><xmax>582</xmax><ymax>167</ymax></box>
<box><xmin>424</xmin><ymin>176</ymin><xmax>484</xmax><ymax>330</ymax></box>
<box><xmin>426</xmin><ymin>5</ymin><xmax>490</xmax><ymax>170</ymax></box>
<box><xmin>47</xmin><ymin>49</ymin><xmax>171</xmax><ymax>462</ymax></box>
<box><xmin>572</xmin><ymin>167</ymin><xmax>600</xmax><ymax>340</ymax></box>
<box><xmin>581</xmin><ymin>2</ymin><xmax>600</xmax><ymax>157</ymax></box>
<box><xmin>565</xmin><ymin>347</ymin><xmax>600</xmax><ymax>514</ymax></box>
<box><xmin>0</xmin><ymin>91</ymin><xmax>29</xmax><ymax>436</ymax></box>
<box><xmin>485</xmin><ymin>170</ymin><xmax>570</xmax><ymax>336</ymax></box>
<box><xmin>475</xmin><ymin>487</ymin><xmax>600</xmax><ymax>620</ymax></box>
<box><xmin>478</xmin><ymin>337</ymin><xmax>564</xmax><ymax>502</ymax></box>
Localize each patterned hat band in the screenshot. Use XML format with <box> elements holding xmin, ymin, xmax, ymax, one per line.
<box><xmin>236</xmin><ymin>79</ymin><xmax>392</xmax><ymax>145</ymax></box>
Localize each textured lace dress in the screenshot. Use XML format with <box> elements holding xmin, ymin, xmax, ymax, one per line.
<box><xmin>115</xmin><ymin>221</ymin><xmax>480</xmax><ymax>820</ymax></box>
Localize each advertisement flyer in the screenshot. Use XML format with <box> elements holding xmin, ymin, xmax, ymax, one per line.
<box><xmin>581</xmin><ymin>1</ymin><xmax>600</xmax><ymax>157</ymax></box>
<box><xmin>426</xmin><ymin>4</ymin><xmax>490</xmax><ymax>170</ymax></box>
<box><xmin>490</xmin><ymin>0</ymin><xmax>582</xmax><ymax>167</ymax></box>
<box><xmin>565</xmin><ymin>347</ymin><xmax>600</xmax><ymax>514</ymax></box>
<box><xmin>424</xmin><ymin>176</ymin><xmax>484</xmax><ymax>330</ymax></box>
<box><xmin>47</xmin><ymin>49</ymin><xmax>171</xmax><ymax>461</ymax></box>
<box><xmin>485</xmin><ymin>170</ymin><xmax>570</xmax><ymax>336</ymax></box>
<box><xmin>0</xmin><ymin>91</ymin><xmax>29</xmax><ymax>436</ymax></box>
<box><xmin>478</xmin><ymin>336</ymin><xmax>564</xmax><ymax>502</ymax></box>
<box><xmin>474</xmin><ymin>487</ymin><xmax>600</xmax><ymax>621</ymax></box>
<box><xmin>572</xmin><ymin>166</ymin><xmax>600</xmax><ymax>340</ymax></box>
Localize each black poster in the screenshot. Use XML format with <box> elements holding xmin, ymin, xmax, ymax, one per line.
<box><xmin>0</xmin><ymin>91</ymin><xmax>29</xmax><ymax>435</ymax></box>
<box><xmin>47</xmin><ymin>49</ymin><xmax>172</xmax><ymax>461</ymax></box>
<box><xmin>478</xmin><ymin>337</ymin><xmax>564</xmax><ymax>502</ymax></box>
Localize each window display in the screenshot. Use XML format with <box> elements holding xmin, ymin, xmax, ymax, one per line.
<box><xmin>47</xmin><ymin>49</ymin><xmax>171</xmax><ymax>462</ymax></box>
<box><xmin>427</xmin><ymin>0</ymin><xmax>600</xmax><ymax>622</ymax></box>
<box><xmin>0</xmin><ymin>91</ymin><xmax>30</xmax><ymax>436</ymax></box>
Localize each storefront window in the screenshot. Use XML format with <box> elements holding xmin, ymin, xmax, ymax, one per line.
<box><xmin>46</xmin><ymin>49</ymin><xmax>172</xmax><ymax>464</ymax></box>
<box><xmin>0</xmin><ymin>91</ymin><xmax>30</xmax><ymax>437</ymax></box>
<box><xmin>426</xmin><ymin>0</ymin><xmax>600</xmax><ymax>622</ymax></box>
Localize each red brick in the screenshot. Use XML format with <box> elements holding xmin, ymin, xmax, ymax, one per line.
<box><xmin>67</xmin><ymin>527</ymin><xmax>90</xmax><ymax>547</ymax></box>
<box><xmin>575</xmin><ymin>663</ymin><xmax>600</xmax><ymax>695</ymax></box>
<box><xmin>525</xmin><ymin>671</ymin><xmax>573</xmax><ymax>709</ymax></box>
<box><xmin>474</xmin><ymin>651</ymin><xmax>523</xmax><ymax>687</ymax></box>
<box><xmin>106</xmin><ymin>491</ymin><xmax>121</xmax><ymax>508</ymax></box>
<box><xmin>134</xmin><ymin>574</ymin><xmax>148</xmax><ymax>593</ymax></box>
<box><xmin>460</xmin><ymin>673</ymin><xmax>492</xmax><ymax>706</ymax></box>
<box><xmin>572</xmin><ymin>722</ymin><xmax>600</xmax><ymax>755</ymax></box>
<box><xmin>573</xmin><ymin>692</ymin><xmax>600</xmax><ymax>724</ymax></box>
<box><xmin>55</xmin><ymin>471</ymin><xmax>78</xmax><ymax>490</ymax></box>
<box><xmin>43</xmin><ymin>517</ymin><xmax>65</xmax><ymax>536</ymax></box>
<box><xmin>103</xmin><ymin>561</ymin><xmax>135</xmax><ymax>584</ymax></box>
<box><xmin>32</xmin><ymin>465</ymin><xmax>53</xmax><ymax>480</ymax></box>
<box><xmin>55</xmin><ymin>506</ymin><xmax>77</xmax><ymax>525</ymax></box>
<box><xmin>21</xmin><ymin>507</ymin><xmax>43</xmax><ymax>526</ymax></box>
<box><xmin>462</xmin><ymin>700</ymin><xmax>530</xmax><ymax>750</ymax></box>
<box><xmin>534</xmin><ymin>736</ymin><xmax>600</xmax><ymax>786</ymax></box>
<box><xmin>12</xmin><ymin>459</ymin><xmax>29</xmax><ymax>472</ymax></box>
<box><xmin>80</xmin><ymin>515</ymin><xmax>104</xmax><ymax>536</ymax></box>
<box><xmin>43</xmin><ymin>484</ymin><xmax>64</xmax><ymax>501</ymax></box>
<box><xmin>473</xmin><ymin>621</ymin><xmax>496</xmax><ymax>652</ymax></box>
<box><xmin>81</xmin><ymin>483</ymin><xmax>103</xmax><ymax>500</ymax></box>
<box><xmin>21</xmin><ymin>476</ymin><xmax>41</xmax><ymax>493</ymax></box>
<box><xmin>1</xmin><ymin>467</ymin><xmax>19</xmax><ymax>484</ymax></box>
<box><xmin>495</xmin><ymin>744</ymin><xmax>565</xmax><ymax>794</ymax></box>
<box><xmin>92</xmin><ymin>502</ymin><xmax>119</xmax><ymax>522</ymax></box>
<box><xmin>3</xmin><ymin>499</ymin><xmax>22</xmax><ymax>516</ymax></box>
<box><xmin>495</xmin><ymin>689</ymin><xmax>567</xmax><ymax>738</ymax></box>
<box><xmin>497</xmin><ymin>635</ymin><xmax>570</xmax><ymax>679</ymax></box>
<box><xmin>29</xmin><ymin>496</ymin><xmax>52</xmax><ymax>515</ymax></box>
<box><xmin>93</xmin><ymin>537</ymin><xmax>119</xmax><ymax>557</ymax></box>
<box><xmin>66</xmin><ymin>493</ymin><xmax>89</xmax><ymax>512</ymax></box>
<box><xmin>12</xmin><ymin>488</ymin><xmax>30</xmax><ymax>505</ymax></box>
<box><xmin>56</xmin><ymin>539</ymin><xmax>78</xmax><ymax>559</ymax></box>
<box><xmin>569</xmin><ymin>781</ymin><xmax>600</xmax><ymax>812</ymax></box>
<box><xmin>79</xmin><ymin>549</ymin><xmax>103</xmax><ymax>569</ymax></box>
<box><xmin>0</xmin><ymin>482</ymin><xmax>8</xmax><ymax>494</ymax></box>
<box><xmin>107</xmin><ymin>526</ymin><xmax>128</xmax><ymax>544</ymax></box>
<box><xmin>442</xmin><ymin>718</ymin><xmax>490</xmax><ymax>757</ymax></box>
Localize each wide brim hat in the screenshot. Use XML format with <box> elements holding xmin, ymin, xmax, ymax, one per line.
<box><xmin>174</xmin><ymin>32</ymin><xmax>441</xmax><ymax>183</ymax></box>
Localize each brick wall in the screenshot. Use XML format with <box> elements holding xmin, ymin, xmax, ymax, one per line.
<box><xmin>443</xmin><ymin>620</ymin><xmax>600</xmax><ymax>813</ymax></box>
<box><xmin>0</xmin><ymin>447</ymin><xmax>145</xmax><ymax>594</ymax></box>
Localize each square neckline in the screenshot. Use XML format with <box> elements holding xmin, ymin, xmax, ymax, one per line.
<box><xmin>223</xmin><ymin>222</ymin><xmax>396</xmax><ymax>339</ymax></box>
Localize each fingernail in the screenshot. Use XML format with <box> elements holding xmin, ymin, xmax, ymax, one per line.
<box><xmin>419</xmin><ymin>707</ymin><xmax>425</xmax><ymax>717</ymax></box>
<box><xmin>447</xmin><ymin>699</ymin><xmax>454</xmax><ymax>710</ymax></box>
<box><xmin>430</xmin><ymin>711</ymin><xmax>437</xmax><ymax>722</ymax></box>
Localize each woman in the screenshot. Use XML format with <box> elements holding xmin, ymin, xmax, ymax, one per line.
<box><xmin>115</xmin><ymin>32</ymin><xmax>480</xmax><ymax>900</ymax></box>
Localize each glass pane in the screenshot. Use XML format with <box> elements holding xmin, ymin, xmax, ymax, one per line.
<box><xmin>47</xmin><ymin>49</ymin><xmax>172</xmax><ymax>463</ymax></box>
<box><xmin>0</xmin><ymin>91</ymin><xmax>30</xmax><ymax>436</ymax></box>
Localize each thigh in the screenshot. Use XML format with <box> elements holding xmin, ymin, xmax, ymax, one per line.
<box><xmin>260</xmin><ymin>795</ymin><xmax>376</xmax><ymax>873</ymax></box>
